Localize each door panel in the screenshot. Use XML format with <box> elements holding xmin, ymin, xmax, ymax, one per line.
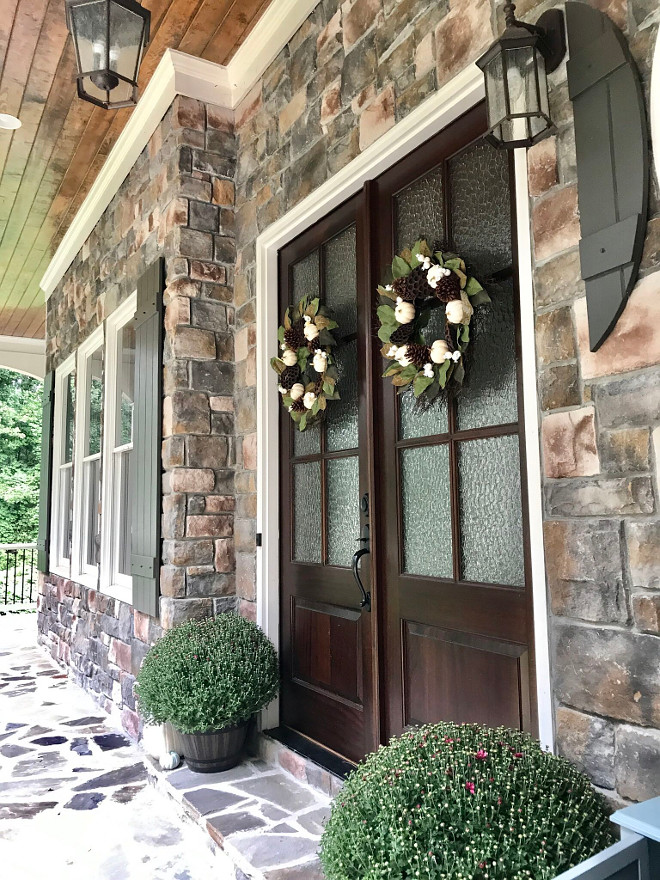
<box><xmin>374</xmin><ymin>103</ymin><xmax>536</xmax><ymax>742</ymax></box>
<box><xmin>402</xmin><ymin>621</ymin><xmax>528</xmax><ymax>729</ymax></box>
<box><xmin>279</xmin><ymin>194</ymin><xmax>377</xmax><ymax>764</ymax></box>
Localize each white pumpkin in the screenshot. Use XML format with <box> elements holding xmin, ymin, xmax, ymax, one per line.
<box><xmin>290</xmin><ymin>382</ymin><xmax>305</xmax><ymax>401</ymax></box>
<box><xmin>159</xmin><ymin>750</ymin><xmax>181</xmax><ymax>771</ymax></box>
<box><xmin>430</xmin><ymin>339</ymin><xmax>450</xmax><ymax>363</ymax></box>
<box><xmin>394</xmin><ymin>298</ymin><xmax>415</xmax><ymax>325</ymax></box>
<box><xmin>303</xmin><ymin>322</ymin><xmax>320</xmax><ymax>341</ymax></box>
<box><xmin>446</xmin><ymin>299</ymin><xmax>468</xmax><ymax>324</ymax></box>
<box><xmin>303</xmin><ymin>391</ymin><xmax>317</xmax><ymax>409</ymax></box>
<box><xmin>281</xmin><ymin>349</ymin><xmax>298</xmax><ymax>366</ymax></box>
<box><xmin>312</xmin><ymin>350</ymin><xmax>328</xmax><ymax>373</ymax></box>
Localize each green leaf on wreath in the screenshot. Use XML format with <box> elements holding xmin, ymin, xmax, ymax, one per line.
<box><xmin>392</xmin><ymin>373</ymin><xmax>413</xmax><ymax>387</ymax></box>
<box><xmin>299</xmin><ymin>414</ymin><xmax>307</xmax><ymax>431</ymax></box>
<box><xmin>270</xmin><ymin>357</ymin><xmax>286</xmax><ymax>374</ymax></box>
<box><xmin>444</xmin><ymin>258</ymin><xmax>462</xmax><ymax>271</ymax></box>
<box><xmin>469</xmin><ymin>289</ymin><xmax>491</xmax><ymax>307</ymax></box>
<box><xmin>426</xmin><ymin>381</ymin><xmax>440</xmax><ymax>402</ymax></box>
<box><xmin>377</xmin><ymin>304</ymin><xmax>397</xmax><ymax>324</ymax></box>
<box><xmin>391</xmin><ymin>255</ymin><xmax>411</xmax><ymax>279</ymax></box>
<box><xmin>460</xmin><ymin>323</ymin><xmax>470</xmax><ymax>344</ymax></box>
<box><xmin>437</xmin><ymin>361</ymin><xmax>451</xmax><ymax>388</ymax></box>
<box><xmin>325</xmin><ymin>365</ymin><xmax>339</xmax><ymax>382</ymax></box>
<box><xmin>311</xmin><ymin>399</ymin><xmax>320</xmax><ymax>416</ymax></box>
<box><xmin>413</xmin><ymin>375</ymin><xmax>434</xmax><ymax>397</ymax></box>
<box><xmin>318</xmin><ymin>329</ymin><xmax>336</xmax><ymax>347</ymax></box>
<box><xmin>277</xmin><ymin>326</ymin><xmax>285</xmax><ymax>343</ymax></box>
<box><xmin>378</xmin><ymin>324</ymin><xmax>393</xmax><ymax>343</ymax></box>
<box><xmin>297</xmin><ymin>349</ymin><xmax>309</xmax><ymax>370</ymax></box>
<box><xmin>305</xmin><ymin>298</ymin><xmax>320</xmax><ymax>317</ymax></box>
<box><xmin>414</xmin><ymin>240</ymin><xmax>432</xmax><ymax>259</ymax></box>
<box><xmin>282</xmin><ymin>396</ymin><xmax>293</xmax><ymax>408</ymax></box>
<box><xmin>453</xmin><ymin>360</ymin><xmax>465</xmax><ymax>385</ymax></box>
<box><xmin>383</xmin><ymin>363</ymin><xmax>402</xmax><ymax>378</ymax></box>
<box><xmin>465</xmin><ymin>276</ymin><xmax>483</xmax><ymax>295</ymax></box>
<box><xmin>399</xmin><ymin>364</ymin><xmax>417</xmax><ymax>381</ymax></box>
<box><xmin>378</xmin><ymin>285</ymin><xmax>397</xmax><ymax>301</ymax></box>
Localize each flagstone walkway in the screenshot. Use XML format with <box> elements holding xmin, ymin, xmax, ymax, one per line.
<box><xmin>0</xmin><ymin>611</ymin><xmax>333</xmax><ymax>879</ymax></box>
<box><xmin>0</xmin><ymin>611</ymin><xmax>233</xmax><ymax>880</ymax></box>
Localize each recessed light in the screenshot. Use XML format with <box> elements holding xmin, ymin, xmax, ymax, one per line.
<box><xmin>0</xmin><ymin>113</ymin><xmax>21</xmax><ymax>130</ymax></box>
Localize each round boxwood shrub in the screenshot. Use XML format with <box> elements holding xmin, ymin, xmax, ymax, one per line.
<box><xmin>135</xmin><ymin>613</ymin><xmax>279</xmax><ymax>734</ymax></box>
<box><xmin>320</xmin><ymin>722</ymin><xmax>614</xmax><ymax>880</ymax></box>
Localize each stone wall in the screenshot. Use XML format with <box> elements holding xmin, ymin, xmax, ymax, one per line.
<box><xmin>231</xmin><ymin>0</ymin><xmax>660</xmax><ymax>804</ymax></box>
<box><xmin>39</xmin><ymin>94</ymin><xmax>239</xmax><ymax>730</ymax></box>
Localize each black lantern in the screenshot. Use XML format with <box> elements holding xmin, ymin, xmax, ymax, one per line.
<box><xmin>66</xmin><ymin>0</ymin><xmax>150</xmax><ymax>109</ymax></box>
<box><xmin>476</xmin><ymin>1</ymin><xmax>566</xmax><ymax>149</ymax></box>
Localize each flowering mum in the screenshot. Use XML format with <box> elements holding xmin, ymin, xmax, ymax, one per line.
<box><xmin>320</xmin><ymin>721</ymin><xmax>614</xmax><ymax>880</ymax></box>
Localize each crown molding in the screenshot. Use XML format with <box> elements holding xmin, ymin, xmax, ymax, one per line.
<box><xmin>0</xmin><ymin>334</ymin><xmax>46</xmax><ymax>378</ymax></box>
<box><xmin>40</xmin><ymin>0</ymin><xmax>320</xmax><ymax>299</ymax></box>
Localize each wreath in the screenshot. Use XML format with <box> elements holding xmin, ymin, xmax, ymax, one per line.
<box><xmin>271</xmin><ymin>296</ymin><xmax>340</xmax><ymax>431</ymax></box>
<box><xmin>377</xmin><ymin>239</ymin><xmax>490</xmax><ymax>402</ymax></box>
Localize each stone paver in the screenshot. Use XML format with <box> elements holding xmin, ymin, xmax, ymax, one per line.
<box><xmin>0</xmin><ymin>613</ymin><xmax>234</xmax><ymax>880</ymax></box>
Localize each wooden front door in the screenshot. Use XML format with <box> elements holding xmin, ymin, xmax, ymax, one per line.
<box><xmin>278</xmin><ymin>104</ymin><xmax>536</xmax><ymax>765</ymax></box>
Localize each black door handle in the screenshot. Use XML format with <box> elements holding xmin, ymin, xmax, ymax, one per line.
<box><xmin>352</xmin><ymin>546</ymin><xmax>371</xmax><ymax>612</ymax></box>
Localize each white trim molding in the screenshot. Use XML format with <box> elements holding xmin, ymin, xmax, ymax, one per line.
<box><xmin>0</xmin><ymin>334</ymin><xmax>45</xmax><ymax>379</ymax></box>
<box><xmin>40</xmin><ymin>0</ymin><xmax>320</xmax><ymax>300</ymax></box>
<box><xmin>255</xmin><ymin>64</ymin><xmax>554</xmax><ymax>748</ymax></box>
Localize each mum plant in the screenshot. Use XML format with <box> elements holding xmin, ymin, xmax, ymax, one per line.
<box><xmin>135</xmin><ymin>614</ymin><xmax>279</xmax><ymax>734</ymax></box>
<box><xmin>320</xmin><ymin>722</ymin><xmax>614</xmax><ymax>880</ymax></box>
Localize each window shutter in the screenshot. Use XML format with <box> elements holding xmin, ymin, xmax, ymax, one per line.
<box><xmin>131</xmin><ymin>258</ymin><xmax>165</xmax><ymax>617</ymax></box>
<box><xmin>36</xmin><ymin>370</ymin><xmax>55</xmax><ymax>573</ymax></box>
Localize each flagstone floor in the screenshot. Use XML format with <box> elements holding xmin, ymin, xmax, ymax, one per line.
<box><xmin>0</xmin><ymin>611</ymin><xmax>233</xmax><ymax>880</ymax></box>
<box><xmin>0</xmin><ymin>611</ymin><xmax>332</xmax><ymax>879</ymax></box>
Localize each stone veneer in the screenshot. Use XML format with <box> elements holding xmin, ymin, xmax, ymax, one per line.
<box><xmin>39</xmin><ymin>94</ymin><xmax>239</xmax><ymax>733</ymax></box>
<box><xmin>41</xmin><ymin>0</ymin><xmax>660</xmax><ymax>804</ymax></box>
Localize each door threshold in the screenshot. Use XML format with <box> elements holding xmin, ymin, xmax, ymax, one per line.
<box><xmin>264</xmin><ymin>726</ymin><xmax>356</xmax><ymax>780</ymax></box>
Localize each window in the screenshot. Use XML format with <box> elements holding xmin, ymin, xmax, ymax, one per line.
<box><xmin>72</xmin><ymin>327</ymin><xmax>104</xmax><ymax>584</ymax></box>
<box><xmin>50</xmin><ymin>355</ymin><xmax>76</xmax><ymax>574</ymax></box>
<box><xmin>100</xmin><ymin>293</ymin><xmax>137</xmax><ymax>599</ymax></box>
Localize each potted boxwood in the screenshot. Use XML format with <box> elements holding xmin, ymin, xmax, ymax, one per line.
<box><xmin>135</xmin><ymin>613</ymin><xmax>279</xmax><ymax>773</ymax></box>
<box><xmin>320</xmin><ymin>722</ymin><xmax>615</xmax><ymax>880</ymax></box>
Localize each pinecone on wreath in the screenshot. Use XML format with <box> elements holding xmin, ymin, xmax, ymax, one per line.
<box><xmin>290</xmin><ymin>398</ymin><xmax>306</xmax><ymax>414</ymax></box>
<box><xmin>393</xmin><ymin>265</ymin><xmax>431</xmax><ymax>301</ymax></box>
<box><xmin>280</xmin><ymin>365</ymin><xmax>301</xmax><ymax>389</ymax></box>
<box><xmin>390</xmin><ymin>324</ymin><xmax>414</xmax><ymax>346</ymax></box>
<box><xmin>284</xmin><ymin>322</ymin><xmax>305</xmax><ymax>349</ymax></box>
<box><xmin>406</xmin><ymin>343</ymin><xmax>431</xmax><ymax>370</ymax></box>
<box><xmin>433</xmin><ymin>271</ymin><xmax>461</xmax><ymax>302</ymax></box>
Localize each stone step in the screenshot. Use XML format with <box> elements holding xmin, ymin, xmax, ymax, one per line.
<box><xmin>145</xmin><ymin>733</ymin><xmax>344</xmax><ymax>879</ymax></box>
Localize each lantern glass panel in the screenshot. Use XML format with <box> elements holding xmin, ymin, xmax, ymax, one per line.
<box><xmin>71</xmin><ymin>0</ymin><xmax>108</xmax><ymax>74</ymax></box>
<box><xmin>485</xmin><ymin>51</ymin><xmax>507</xmax><ymax>133</ymax></box>
<box><xmin>109</xmin><ymin>1</ymin><xmax>145</xmax><ymax>81</ymax></box>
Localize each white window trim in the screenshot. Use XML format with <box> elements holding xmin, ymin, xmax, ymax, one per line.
<box><xmin>99</xmin><ymin>293</ymin><xmax>137</xmax><ymax>604</ymax></box>
<box><xmin>50</xmin><ymin>352</ymin><xmax>77</xmax><ymax>578</ymax></box>
<box><xmin>255</xmin><ymin>63</ymin><xmax>554</xmax><ymax>749</ymax></box>
<box><xmin>71</xmin><ymin>324</ymin><xmax>105</xmax><ymax>589</ymax></box>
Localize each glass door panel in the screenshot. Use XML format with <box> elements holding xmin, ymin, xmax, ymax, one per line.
<box><xmin>400</xmin><ymin>444</ymin><xmax>452</xmax><ymax>578</ymax></box>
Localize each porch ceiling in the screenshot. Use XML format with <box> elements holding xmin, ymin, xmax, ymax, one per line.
<box><xmin>0</xmin><ymin>0</ymin><xmax>271</xmax><ymax>341</ymax></box>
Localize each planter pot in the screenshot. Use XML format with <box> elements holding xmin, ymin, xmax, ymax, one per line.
<box><xmin>178</xmin><ymin>721</ymin><xmax>249</xmax><ymax>773</ymax></box>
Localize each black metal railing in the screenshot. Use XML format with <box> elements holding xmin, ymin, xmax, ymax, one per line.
<box><xmin>0</xmin><ymin>544</ymin><xmax>38</xmax><ymax>605</ymax></box>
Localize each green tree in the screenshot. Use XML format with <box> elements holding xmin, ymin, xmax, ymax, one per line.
<box><xmin>0</xmin><ymin>368</ymin><xmax>42</xmax><ymax>544</ymax></box>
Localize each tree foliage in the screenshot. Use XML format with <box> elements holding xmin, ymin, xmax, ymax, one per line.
<box><xmin>0</xmin><ymin>368</ymin><xmax>42</xmax><ymax>544</ymax></box>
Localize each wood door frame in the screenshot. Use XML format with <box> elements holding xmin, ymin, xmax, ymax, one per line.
<box><xmin>255</xmin><ymin>64</ymin><xmax>554</xmax><ymax>750</ymax></box>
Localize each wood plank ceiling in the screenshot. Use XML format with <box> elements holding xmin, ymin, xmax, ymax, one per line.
<box><xmin>0</xmin><ymin>0</ymin><xmax>270</xmax><ymax>340</ymax></box>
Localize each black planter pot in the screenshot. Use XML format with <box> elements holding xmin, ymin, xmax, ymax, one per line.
<box><xmin>178</xmin><ymin>720</ymin><xmax>249</xmax><ymax>773</ymax></box>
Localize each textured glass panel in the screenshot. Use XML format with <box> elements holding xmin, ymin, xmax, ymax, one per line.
<box><xmin>293</xmin><ymin>461</ymin><xmax>322</xmax><ymax>563</ymax></box>
<box><xmin>399</xmin><ymin>388</ymin><xmax>448</xmax><ymax>440</ymax></box>
<box><xmin>291</xmin><ymin>249</ymin><xmax>320</xmax><ymax>303</ymax></box>
<box><xmin>293</xmin><ymin>422</ymin><xmax>321</xmax><ymax>457</ymax></box>
<box><xmin>117</xmin><ymin>320</ymin><xmax>135</xmax><ymax>447</ymax></box>
<box><xmin>450</xmin><ymin>142</ymin><xmax>512</xmax><ymax>278</ymax></box>
<box><xmin>401</xmin><ymin>444</ymin><xmax>452</xmax><ymax>578</ymax></box>
<box><xmin>324</xmin><ymin>225</ymin><xmax>357</xmax><ymax>336</ymax></box>
<box><xmin>327</xmin><ymin>339</ymin><xmax>358</xmax><ymax>452</ymax></box>
<box><xmin>59</xmin><ymin>464</ymin><xmax>73</xmax><ymax>562</ymax></box>
<box><xmin>64</xmin><ymin>372</ymin><xmax>76</xmax><ymax>463</ymax></box>
<box><xmin>395</xmin><ymin>166</ymin><xmax>444</xmax><ymax>253</ymax></box>
<box><xmin>86</xmin><ymin>347</ymin><xmax>103</xmax><ymax>456</ymax></box>
<box><xmin>84</xmin><ymin>457</ymin><xmax>101</xmax><ymax>567</ymax></box>
<box><xmin>327</xmin><ymin>456</ymin><xmax>360</xmax><ymax>567</ymax></box>
<box><xmin>459</xmin><ymin>435</ymin><xmax>524</xmax><ymax>587</ymax></box>
<box><xmin>456</xmin><ymin>279</ymin><xmax>518</xmax><ymax>430</ymax></box>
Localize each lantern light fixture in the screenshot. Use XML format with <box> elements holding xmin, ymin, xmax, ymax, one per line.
<box><xmin>65</xmin><ymin>0</ymin><xmax>150</xmax><ymax>110</ymax></box>
<box><xmin>476</xmin><ymin>0</ymin><xmax>566</xmax><ymax>149</ymax></box>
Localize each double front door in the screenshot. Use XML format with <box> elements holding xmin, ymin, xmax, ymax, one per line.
<box><xmin>278</xmin><ymin>104</ymin><xmax>536</xmax><ymax>764</ymax></box>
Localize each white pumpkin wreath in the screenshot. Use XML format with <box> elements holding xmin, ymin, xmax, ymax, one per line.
<box><xmin>377</xmin><ymin>239</ymin><xmax>490</xmax><ymax>403</ymax></box>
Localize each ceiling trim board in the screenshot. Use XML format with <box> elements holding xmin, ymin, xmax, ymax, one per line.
<box><xmin>40</xmin><ymin>0</ymin><xmax>320</xmax><ymax>298</ymax></box>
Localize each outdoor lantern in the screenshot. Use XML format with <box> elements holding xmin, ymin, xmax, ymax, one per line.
<box><xmin>66</xmin><ymin>0</ymin><xmax>150</xmax><ymax>110</ymax></box>
<box><xmin>476</xmin><ymin>1</ymin><xmax>566</xmax><ymax>149</ymax></box>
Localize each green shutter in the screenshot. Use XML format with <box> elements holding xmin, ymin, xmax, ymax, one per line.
<box><xmin>131</xmin><ymin>258</ymin><xmax>165</xmax><ymax>617</ymax></box>
<box><xmin>36</xmin><ymin>370</ymin><xmax>55</xmax><ymax>573</ymax></box>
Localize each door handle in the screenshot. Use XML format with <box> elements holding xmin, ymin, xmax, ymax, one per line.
<box><xmin>352</xmin><ymin>546</ymin><xmax>371</xmax><ymax>612</ymax></box>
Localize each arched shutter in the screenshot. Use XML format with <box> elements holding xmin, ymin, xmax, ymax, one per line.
<box><xmin>36</xmin><ymin>370</ymin><xmax>55</xmax><ymax>573</ymax></box>
<box><xmin>131</xmin><ymin>258</ymin><xmax>165</xmax><ymax>617</ymax></box>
